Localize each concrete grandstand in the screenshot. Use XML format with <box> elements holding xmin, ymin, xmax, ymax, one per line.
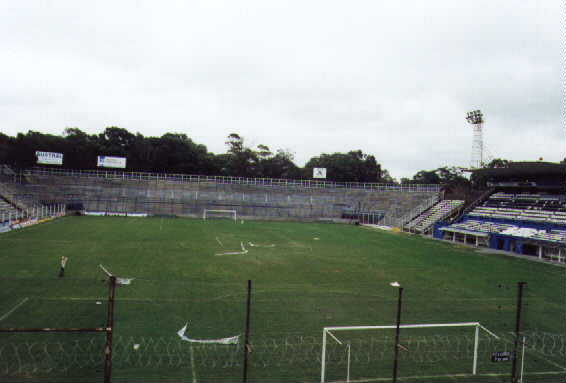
<box><xmin>0</xmin><ymin>166</ymin><xmax>441</xmax><ymax>226</ymax></box>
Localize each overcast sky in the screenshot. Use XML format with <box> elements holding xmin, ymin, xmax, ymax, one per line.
<box><xmin>1</xmin><ymin>1</ymin><xmax>563</xmax><ymax>179</ymax></box>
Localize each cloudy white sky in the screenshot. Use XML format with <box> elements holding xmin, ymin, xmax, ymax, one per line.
<box><xmin>1</xmin><ymin>1</ymin><xmax>563</xmax><ymax>179</ymax></box>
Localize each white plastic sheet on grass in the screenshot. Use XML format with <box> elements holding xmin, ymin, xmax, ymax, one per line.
<box><xmin>177</xmin><ymin>323</ymin><xmax>239</xmax><ymax>344</ymax></box>
<box><xmin>99</xmin><ymin>264</ymin><xmax>135</xmax><ymax>285</ymax></box>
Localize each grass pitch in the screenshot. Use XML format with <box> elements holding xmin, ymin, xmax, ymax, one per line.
<box><xmin>0</xmin><ymin>216</ymin><xmax>564</xmax><ymax>382</ymax></box>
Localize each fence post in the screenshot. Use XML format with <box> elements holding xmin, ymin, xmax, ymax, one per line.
<box><xmin>511</xmin><ymin>281</ymin><xmax>527</xmax><ymax>383</ymax></box>
<box><xmin>242</xmin><ymin>280</ymin><xmax>252</xmax><ymax>383</ymax></box>
<box><xmin>392</xmin><ymin>286</ymin><xmax>404</xmax><ymax>383</ymax></box>
<box><xmin>104</xmin><ymin>276</ymin><xmax>117</xmax><ymax>383</ymax></box>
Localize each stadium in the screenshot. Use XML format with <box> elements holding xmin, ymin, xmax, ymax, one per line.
<box><xmin>1</xmin><ymin>1</ymin><xmax>564</xmax><ymax>381</ymax></box>
<box><xmin>0</xmin><ymin>158</ymin><xmax>564</xmax><ymax>383</ymax></box>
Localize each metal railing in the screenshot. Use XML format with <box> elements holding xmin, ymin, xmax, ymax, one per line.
<box><xmin>21</xmin><ymin>167</ymin><xmax>442</xmax><ymax>193</ymax></box>
<box><xmin>0</xmin><ymin>204</ymin><xmax>65</xmax><ymax>227</ymax></box>
<box><xmin>413</xmin><ymin>200</ymin><xmax>465</xmax><ymax>234</ymax></box>
<box><xmin>451</xmin><ymin>188</ymin><xmax>495</xmax><ymax>224</ymax></box>
<box><xmin>399</xmin><ymin>194</ymin><xmax>441</xmax><ymax>229</ymax></box>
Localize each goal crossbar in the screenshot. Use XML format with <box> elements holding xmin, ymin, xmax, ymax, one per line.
<box><xmin>325</xmin><ymin>322</ymin><xmax>499</xmax><ymax>338</ymax></box>
<box><xmin>321</xmin><ymin>322</ymin><xmax>499</xmax><ymax>383</ymax></box>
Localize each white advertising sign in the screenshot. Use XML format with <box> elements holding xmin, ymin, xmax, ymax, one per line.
<box><xmin>313</xmin><ymin>168</ymin><xmax>327</xmax><ymax>179</ymax></box>
<box><xmin>97</xmin><ymin>156</ymin><xmax>126</xmax><ymax>169</ymax></box>
<box><xmin>36</xmin><ymin>151</ymin><xmax>63</xmax><ymax>165</ymax></box>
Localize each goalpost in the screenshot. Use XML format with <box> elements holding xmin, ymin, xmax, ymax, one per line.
<box><xmin>202</xmin><ymin>209</ymin><xmax>237</xmax><ymax>222</ymax></box>
<box><xmin>320</xmin><ymin>322</ymin><xmax>500</xmax><ymax>383</ymax></box>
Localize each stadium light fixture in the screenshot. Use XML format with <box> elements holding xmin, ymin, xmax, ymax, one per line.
<box><xmin>466</xmin><ymin>110</ymin><xmax>484</xmax><ymax>125</ymax></box>
<box><xmin>466</xmin><ymin>109</ymin><xmax>485</xmax><ymax>168</ymax></box>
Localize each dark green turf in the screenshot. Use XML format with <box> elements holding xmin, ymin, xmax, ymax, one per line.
<box><xmin>0</xmin><ymin>216</ymin><xmax>564</xmax><ymax>382</ymax></box>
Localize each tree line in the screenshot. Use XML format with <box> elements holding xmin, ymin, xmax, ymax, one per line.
<box><xmin>0</xmin><ymin>128</ymin><xmax>387</xmax><ymax>183</ymax></box>
<box><xmin>0</xmin><ymin>127</ymin><xmax>513</xmax><ymax>189</ymax></box>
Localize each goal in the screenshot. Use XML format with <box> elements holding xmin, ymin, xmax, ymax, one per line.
<box><xmin>320</xmin><ymin>322</ymin><xmax>500</xmax><ymax>383</ymax></box>
<box><xmin>202</xmin><ymin>209</ymin><xmax>237</xmax><ymax>222</ymax></box>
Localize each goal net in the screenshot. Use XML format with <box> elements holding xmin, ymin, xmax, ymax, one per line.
<box><xmin>202</xmin><ymin>209</ymin><xmax>237</xmax><ymax>222</ymax></box>
<box><xmin>321</xmin><ymin>322</ymin><xmax>501</xmax><ymax>383</ymax></box>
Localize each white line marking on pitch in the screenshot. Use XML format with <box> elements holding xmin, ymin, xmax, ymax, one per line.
<box><xmin>0</xmin><ymin>297</ymin><xmax>29</xmax><ymax>322</ymax></box>
<box><xmin>190</xmin><ymin>345</ymin><xmax>198</xmax><ymax>383</ymax></box>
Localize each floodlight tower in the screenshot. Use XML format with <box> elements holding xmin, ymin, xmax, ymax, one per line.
<box><xmin>466</xmin><ymin>110</ymin><xmax>484</xmax><ymax>168</ymax></box>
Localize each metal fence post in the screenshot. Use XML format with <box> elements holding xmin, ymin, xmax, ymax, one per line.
<box><xmin>392</xmin><ymin>286</ymin><xmax>404</xmax><ymax>383</ymax></box>
<box><xmin>511</xmin><ymin>281</ymin><xmax>527</xmax><ymax>383</ymax></box>
<box><xmin>104</xmin><ymin>276</ymin><xmax>117</xmax><ymax>383</ymax></box>
<box><xmin>242</xmin><ymin>280</ymin><xmax>252</xmax><ymax>383</ymax></box>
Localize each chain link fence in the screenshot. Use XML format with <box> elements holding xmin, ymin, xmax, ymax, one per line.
<box><xmin>0</xmin><ymin>279</ymin><xmax>564</xmax><ymax>383</ymax></box>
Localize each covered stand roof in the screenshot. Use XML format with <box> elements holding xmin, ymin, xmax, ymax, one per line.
<box><xmin>472</xmin><ymin>162</ymin><xmax>566</xmax><ymax>189</ymax></box>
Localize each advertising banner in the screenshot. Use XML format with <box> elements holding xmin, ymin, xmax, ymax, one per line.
<box><xmin>313</xmin><ymin>168</ymin><xmax>327</xmax><ymax>179</ymax></box>
<box><xmin>97</xmin><ymin>156</ymin><xmax>126</xmax><ymax>169</ymax></box>
<box><xmin>36</xmin><ymin>151</ymin><xmax>63</xmax><ymax>165</ymax></box>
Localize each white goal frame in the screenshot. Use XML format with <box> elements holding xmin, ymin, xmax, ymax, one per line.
<box><xmin>202</xmin><ymin>209</ymin><xmax>237</xmax><ymax>222</ymax></box>
<box><xmin>321</xmin><ymin>322</ymin><xmax>499</xmax><ymax>383</ymax></box>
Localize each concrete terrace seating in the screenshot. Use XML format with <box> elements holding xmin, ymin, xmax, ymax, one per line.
<box><xmin>0</xmin><ymin>165</ymin><xmax>16</xmax><ymax>176</ymax></box>
<box><xmin>0</xmin><ymin>180</ymin><xmax>42</xmax><ymax>212</ymax></box>
<box><xmin>397</xmin><ymin>194</ymin><xmax>440</xmax><ymax>227</ymax></box>
<box><xmin>0</xmin><ymin>199</ymin><xmax>18</xmax><ymax>214</ymax></box>
<box><xmin>0</xmin><ymin>197</ymin><xmax>22</xmax><ymax>223</ymax></box>
<box><xmin>9</xmin><ymin>174</ymin><xmax>439</xmax><ymax>221</ymax></box>
<box><xmin>404</xmin><ymin>200</ymin><xmax>464</xmax><ymax>234</ymax></box>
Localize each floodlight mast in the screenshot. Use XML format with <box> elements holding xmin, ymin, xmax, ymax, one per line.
<box><xmin>466</xmin><ymin>110</ymin><xmax>484</xmax><ymax>169</ymax></box>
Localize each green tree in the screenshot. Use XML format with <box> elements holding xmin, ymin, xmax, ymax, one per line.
<box><xmin>260</xmin><ymin>149</ymin><xmax>301</xmax><ymax>179</ymax></box>
<box><xmin>409</xmin><ymin>169</ymin><xmax>441</xmax><ymax>184</ymax></box>
<box><xmin>0</xmin><ymin>133</ymin><xmax>12</xmax><ymax>165</ymax></box>
<box><xmin>380</xmin><ymin>169</ymin><xmax>397</xmax><ymax>184</ymax></box>
<box><xmin>408</xmin><ymin>167</ymin><xmax>469</xmax><ymax>186</ymax></box>
<box><xmin>225</xmin><ymin>133</ymin><xmax>245</xmax><ymax>154</ymax></box>
<box><xmin>9</xmin><ymin>131</ymin><xmax>66</xmax><ymax>168</ymax></box>
<box><xmin>223</xmin><ymin>133</ymin><xmax>260</xmax><ymax>177</ymax></box>
<box><xmin>256</xmin><ymin>144</ymin><xmax>273</xmax><ymax>160</ymax></box>
<box><xmin>98</xmin><ymin>126</ymin><xmax>136</xmax><ymax>155</ymax></box>
<box><xmin>304</xmin><ymin>150</ymin><xmax>381</xmax><ymax>182</ymax></box>
<box><xmin>150</xmin><ymin>133</ymin><xmax>209</xmax><ymax>174</ymax></box>
<box><xmin>63</xmin><ymin>127</ymin><xmax>99</xmax><ymax>169</ymax></box>
<box><xmin>484</xmin><ymin>158</ymin><xmax>509</xmax><ymax>168</ymax></box>
<box><xmin>407</xmin><ymin>166</ymin><xmax>472</xmax><ymax>200</ymax></box>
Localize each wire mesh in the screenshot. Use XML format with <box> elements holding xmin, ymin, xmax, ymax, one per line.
<box><xmin>0</xmin><ymin>333</ymin><xmax>105</xmax><ymax>382</ymax></box>
<box><xmin>0</xmin><ymin>278</ymin><xmax>564</xmax><ymax>383</ymax></box>
<box><xmin>1</xmin><ymin>331</ymin><xmax>564</xmax><ymax>383</ymax></box>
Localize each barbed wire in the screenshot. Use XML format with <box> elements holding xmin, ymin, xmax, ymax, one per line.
<box><xmin>0</xmin><ymin>337</ymin><xmax>104</xmax><ymax>376</ymax></box>
<box><xmin>1</xmin><ymin>331</ymin><xmax>564</xmax><ymax>378</ymax></box>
